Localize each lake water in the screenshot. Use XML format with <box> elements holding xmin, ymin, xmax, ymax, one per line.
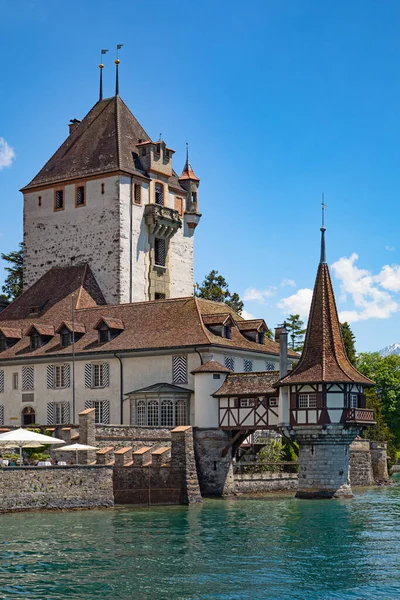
<box><xmin>1</xmin><ymin>483</ymin><xmax>400</xmax><ymax>599</ymax></box>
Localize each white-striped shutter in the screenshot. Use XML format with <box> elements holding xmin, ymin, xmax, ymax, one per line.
<box><xmin>22</xmin><ymin>366</ymin><xmax>34</xmax><ymax>391</ymax></box>
<box><xmin>84</xmin><ymin>400</ymin><xmax>92</xmax><ymax>410</ymax></box>
<box><xmin>0</xmin><ymin>370</ymin><xmax>4</xmax><ymax>393</ymax></box>
<box><xmin>173</xmin><ymin>356</ymin><xmax>187</xmax><ymax>384</ymax></box>
<box><xmin>64</xmin><ymin>364</ymin><xmax>70</xmax><ymax>388</ymax></box>
<box><xmin>47</xmin><ymin>402</ymin><xmax>55</xmax><ymax>425</ymax></box>
<box><xmin>85</xmin><ymin>364</ymin><xmax>92</xmax><ymax>388</ymax></box>
<box><xmin>103</xmin><ymin>363</ymin><xmax>109</xmax><ymax>387</ymax></box>
<box><xmin>47</xmin><ymin>365</ymin><xmax>54</xmax><ymax>389</ymax></box>
<box><xmin>0</xmin><ymin>405</ymin><xmax>4</xmax><ymax>425</ymax></box>
<box><xmin>62</xmin><ymin>401</ymin><xmax>70</xmax><ymax>424</ymax></box>
<box><xmin>103</xmin><ymin>400</ymin><xmax>110</xmax><ymax>424</ymax></box>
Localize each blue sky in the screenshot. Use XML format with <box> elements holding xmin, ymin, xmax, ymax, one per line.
<box><xmin>1</xmin><ymin>0</ymin><xmax>400</xmax><ymax>352</ymax></box>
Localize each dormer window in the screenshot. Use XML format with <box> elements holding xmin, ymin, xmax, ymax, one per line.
<box><xmin>237</xmin><ymin>320</ymin><xmax>268</xmax><ymax>344</ymax></box>
<box><xmin>0</xmin><ymin>338</ymin><xmax>6</xmax><ymax>352</ymax></box>
<box><xmin>0</xmin><ymin>327</ymin><xmax>22</xmax><ymax>352</ymax></box>
<box><xmin>27</xmin><ymin>324</ymin><xmax>54</xmax><ymax>350</ymax></box>
<box><xmin>56</xmin><ymin>322</ymin><xmax>85</xmax><ymax>347</ymax></box>
<box><xmin>61</xmin><ymin>332</ymin><xmax>71</xmax><ymax>347</ymax></box>
<box><xmin>257</xmin><ymin>332</ymin><xmax>265</xmax><ymax>344</ymax></box>
<box><xmin>31</xmin><ymin>333</ymin><xmax>41</xmax><ymax>349</ymax></box>
<box><xmin>223</xmin><ymin>325</ymin><xmax>232</xmax><ymax>339</ymax></box>
<box><xmin>95</xmin><ymin>317</ymin><xmax>125</xmax><ymax>344</ymax></box>
<box><xmin>155</xmin><ymin>183</ymin><xmax>164</xmax><ymax>206</ymax></box>
<box><xmin>141</xmin><ymin>146</ymin><xmax>147</xmax><ymax>157</ymax></box>
<box><xmin>29</xmin><ymin>305</ymin><xmax>41</xmax><ymax>316</ymax></box>
<box><xmin>202</xmin><ymin>314</ymin><xmax>235</xmax><ymax>338</ymax></box>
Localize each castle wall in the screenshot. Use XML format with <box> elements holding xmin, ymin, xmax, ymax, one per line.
<box><xmin>349</xmin><ymin>438</ymin><xmax>374</xmax><ymax>486</ymax></box>
<box><xmin>23</xmin><ymin>176</ymin><xmax>122</xmax><ymax>304</ymax></box>
<box><xmin>193</xmin><ymin>428</ymin><xmax>235</xmax><ymax>496</ymax></box>
<box><xmin>370</xmin><ymin>441</ymin><xmax>389</xmax><ymax>481</ymax></box>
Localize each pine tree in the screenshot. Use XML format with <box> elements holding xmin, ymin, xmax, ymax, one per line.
<box><xmin>1</xmin><ymin>243</ymin><xmax>23</xmax><ymax>301</ymax></box>
<box><xmin>285</xmin><ymin>314</ymin><xmax>306</xmax><ymax>352</ymax></box>
<box><xmin>340</xmin><ymin>321</ymin><xmax>356</xmax><ymax>365</ymax></box>
<box><xmin>195</xmin><ymin>270</ymin><xmax>243</xmax><ymax>314</ymax></box>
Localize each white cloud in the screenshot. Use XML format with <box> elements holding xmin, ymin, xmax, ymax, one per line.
<box><xmin>277</xmin><ymin>288</ymin><xmax>313</xmax><ymax>318</ymax></box>
<box><xmin>385</xmin><ymin>245</ymin><xmax>395</xmax><ymax>252</ymax></box>
<box><xmin>0</xmin><ymin>138</ymin><xmax>16</xmax><ymax>170</ymax></box>
<box><xmin>280</xmin><ymin>278</ymin><xmax>296</xmax><ymax>287</ymax></box>
<box><xmin>243</xmin><ymin>286</ymin><xmax>277</xmax><ymax>302</ymax></box>
<box><xmin>241</xmin><ymin>309</ymin><xmax>256</xmax><ymax>320</ymax></box>
<box><xmin>331</xmin><ymin>253</ymin><xmax>398</xmax><ymax>323</ymax></box>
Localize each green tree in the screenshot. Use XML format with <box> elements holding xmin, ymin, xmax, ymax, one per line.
<box><xmin>1</xmin><ymin>243</ymin><xmax>23</xmax><ymax>301</ymax></box>
<box><xmin>357</xmin><ymin>352</ymin><xmax>400</xmax><ymax>446</ymax></box>
<box><xmin>340</xmin><ymin>321</ymin><xmax>357</xmax><ymax>365</ymax></box>
<box><xmin>362</xmin><ymin>389</ymin><xmax>396</xmax><ymax>461</ymax></box>
<box><xmin>285</xmin><ymin>314</ymin><xmax>306</xmax><ymax>352</ymax></box>
<box><xmin>195</xmin><ymin>270</ymin><xmax>243</xmax><ymax>314</ymax></box>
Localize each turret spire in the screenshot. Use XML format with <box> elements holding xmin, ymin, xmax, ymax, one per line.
<box><xmin>320</xmin><ymin>193</ymin><xmax>327</xmax><ymax>264</ymax></box>
<box><xmin>99</xmin><ymin>49</ymin><xmax>108</xmax><ymax>101</ymax></box>
<box><xmin>179</xmin><ymin>143</ymin><xmax>200</xmax><ymax>181</ymax></box>
<box><xmin>115</xmin><ymin>44</ymin><xmax>123</xmax><ymax>96</ymax></box>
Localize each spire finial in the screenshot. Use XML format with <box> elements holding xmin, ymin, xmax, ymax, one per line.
<box><xmin>115</xmin><ymin>44</ymin><xmax>123</xmax><ymax>96</ymax></box>
<box><xmin>185</xmin><ymin>142</ymin><xmax>189</xmax><ymax>167</ymax></box>
<box><xmin>320</xmin><ymin>193</ymin><xmax>327</xmax><ymax>263</ymax></box>
<box><xmin>99</xmin><ymin>49</ymin><xmax>108</xmax><ymax>101</ymax></box>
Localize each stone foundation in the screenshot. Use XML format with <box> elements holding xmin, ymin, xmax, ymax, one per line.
<box><xmin>193</xmin><ymin>428</ymin><xmax>235</xmax><ymax>496</ymax></box>
<box><xmin>349</xmin><ymin>438</ymin><xmax>374</xmax><ymax>486</ymax></box>
<box><xmin>234</xmin><ymin>472</ymin><xmax>298</xmax><ymax>494</ymax></box>
<box><xmin>294</xmin><ymin>425</ymin><xmax>359</xmax><ymax>499</ymax></box>
<box><xmin>370</xmin><ymin>441</ymin><xmax>389</xmax><ymax>481</ymax></box>
<box><xmin>0</xmin><ymin>466</ymin><xmax>114</xmax><ymax>512</ymax></box>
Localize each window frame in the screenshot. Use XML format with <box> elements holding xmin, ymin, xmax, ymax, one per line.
<box><xmin>92</xmin><ymin>400</ymin><xmax>104</xmax><ymax>424</ymax></box>
<box><xmin>92</xmin><ymin>364</ymin><xmax>104</xmax><ymax>388</ymax></box>
<box><xmin>54</xmin><ymin>188</ymin><xmax>65</xmax><ymax>212</ymax></box>
<box><xmin>155</xmin><ymin>182</ymin><xmax>164</xmax><ymax>206</ymax></box>
<box><xmin>75</xmin><ymin>183</ymin><xmax>86</xmax><ymax>207</ymax></box>
<box><xmin>54</xmin><ymin>365</ymin><xmax>66</xmax><ymax>389</ymax></box>
<box><xmin>154</xmin><ymin>238</ymin><xmax>166</xmax><ymax>267</ymax></box>
<box><xmin>350</xmin><ymin>393</ymin><xmax>359</xmax><ymax>409</ymax></box>
<box><xmin>133</xmin><ymin>183</ymin><xmax>142</xmax><ymax>206</ymax></box>
<box><xmin>12</xmin><ymin>372</ymin><xmax>18</xmax><ymax>390</ymax></box>
<box><xmin>298</xmin><ymin>393</ymin><xmax>317</xmax><ymax>409</ymax></box>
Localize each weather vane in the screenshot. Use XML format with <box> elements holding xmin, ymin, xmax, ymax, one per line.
<box><xmin>115</xmin><ymin>44</ymin><xmax>124</xmax><ymax>95</ymax></box>
<box><xmin>321</xmin><ymin>193</ymin><xmax>327</xmax><ymax>228</ymax></box>
<box><xmin>98</xmin><ymin>49</ymin><xmax>108</xmax><ymax>101</ymax></box>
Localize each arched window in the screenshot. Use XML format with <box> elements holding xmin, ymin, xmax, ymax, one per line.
<box><xmin>136</xmin><ymin>400</ymin><xmax>146</xmax><ymax>426</ymax></box>
<box><xmin>148</xmin><ymin>400</ymin><xmax>159</xmax><ymax>426</ymax></box>
<box><xmin>161</xmin><ymin>399</ymin><xmax>174</xmax><ymax>427</ymax></box>
<box><xmin>175</xmin><ymin>399</ymin><xmax>187</xmax><ymax>426</ymax></box>
<box><xmin>22</xmin><ymin>406</ymin><xmax>36</xmax><ymax>426</ymax></box>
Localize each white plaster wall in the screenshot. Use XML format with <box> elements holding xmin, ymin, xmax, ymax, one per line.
<box><xmin>193</xmin><ymin>373</ymin><xmax>227</xmax><ymax>427</ymax></box>
<box><xmin>23</xmin><ymin>176</ymin><xmax>121</xmax><ymax>303</ymax></box>
<box><xmin>327</xmin><ymin>392</ymin><xmax>345</xmax><ymax>423</ymax></box>
<box><xmin>279</xmin><ymin>387</ymin><xmax>290</xmax><ymax>425</ymax></box>
<box><xmin>212</xmin><ymin>351</ymin><xmax>279</xmax><ymax>372</ymax></box>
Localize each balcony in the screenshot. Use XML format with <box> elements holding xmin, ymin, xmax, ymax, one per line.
<box><xmin>144</xmin><ymin>204</ymin><xmax>182</xmax><ymax>237</ymax></box>
<box><xmin>342</xmin><ymin>408</ymin><xmax>375</xmax><ymax>425</ymax></box>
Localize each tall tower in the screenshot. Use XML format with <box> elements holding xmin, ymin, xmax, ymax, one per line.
<box><xmin>278</xmin><ymin>222</ymin><xmax>375</xmax><ymax>498</ymax></box>
<box><xmin>22</xmin><ymin>89</ymin><xmax>201</xmax><ymax>304</ymax></box>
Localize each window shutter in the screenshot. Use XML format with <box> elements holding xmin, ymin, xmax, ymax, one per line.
<box><xmin>47</xmin><ymin>402</ymin><xmax>56</xmax><ymax>425</ymax></box>
<box><xmin>103</xmin><ymin>363</ymin><xmax>109</xmax><ymax>387</ymax></box>
<box><xmin>316</xmin><ymin>392</ymin><xmax>324</xmax><ymax>408</ymax></box>
<box><xmin>244</xmin><ymin>359</ymin><xmax>253</xmax><ymax>373</ymax></box>
<box><xmin>64</xmin><ymin>364</ymin><xmax>70</xmax><ymax>388</ymax></box>
<box><xmin>84</xmin><ymin>400</ymin><xmax>92</xmax><ymax>410</ymax></box>
<box><xmin>47</xmin><ymin>365</ymin><xmax>54</xmax><ymax>389</ymax></box>
<box><xmin>0</xmin><ymin>370</ymin><xmax>4</xmax><ymax>393</ymax></box>
<box><xmin>290</xmin><ymin>393</ymin><xmax>297</xmax><ymax>409</ymax></box>
<box><xmin>173</xmin><ymin>356</ymin><xmax>187</xmax><ymax>384</ymax></box>
<box><xmin>62</xmin><ymin>401</ymin><xmax>71</xmax><ymax>424</ymax></box>
<box><xmin>22</xmin><ymin>366</ymin><xmax>34</xmax><ymax>391</ymax></box>
<box><xmin>0</xmin><ymin>405</ymin><xmax>4</xmax><ymax>425</ymax></box>
<box><xmin>265</xmin><ymin>361</ymin><xmax>275</xmax><ymax>372</ymax></box>
<box><xmin>85</xmin><ymin>364</ymin><xmax>92</xmax><ymax>388</ymax></box>
<box><xmin>224</xmin><ymin>356</ymin><xmax>235</xmax><ymax>371</ymax></box>
<box><xmin>103</xmin><ymin>400</ymin><xmax>110</xmax><ymax>424</ymax></box>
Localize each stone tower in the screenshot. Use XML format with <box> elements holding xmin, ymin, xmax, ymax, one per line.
<box><xmin>278</xmin><ymin>225</ymin><xmax>375</xmax><ymax>498</ymax></box>
<box><xmin>21</xmin><ymin>95</ymin><xmax>201</xmax><ymax>304</ymax></box>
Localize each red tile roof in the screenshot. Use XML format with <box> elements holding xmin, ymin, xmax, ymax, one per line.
<box><xmin>0</xmin><ymin>267</ymin><xmax>297</xmax><ymax>361</ymax></box>
<box><xmin>202</xmin><ymin>313</ymin><xmax>234</xmax><ymax>326</ymax></box>
<box><xmin>236</xmin><ymin>320</ymin><xmax>268</xmax><ymax>332</ymax></box>
<box><xmin>280</xmin><ymin>261</ymin><xmax>374</xmax><ymax>386</ymax></box>
<box><xmin>191</xmin><ymin>360</ymin><xmax>232</xmax><ymax>374</ymax></box>
<box><xmin>0</xmin><ymin>327</ymin><xmax>22</xmax><ymax>339</ymax></box>
<box><xmin>213</xmin><ymin>372</ymin><xmax>280</xmax><ymax>397</ymax></box>
<box><xmin>55</xmin><ymin>321</ymin><xmax>86</xmax><ymax>334</ymax></box>
<box><xmin>95</xmin><ymin>317</ymin><xmax>125</xmax><ymax>331</ymax></box>
<box><xmin>26</xmin><ymin>324</ymin><xmax>55</xmax><ymax>337</ymax></box>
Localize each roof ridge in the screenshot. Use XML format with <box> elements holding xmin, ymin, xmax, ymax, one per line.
<box><xmin>75</xmin><ymin>295</ymin><xmax>196</xmax><ymax>313</ymax></box>
<box><xmin>193</xmin><ymin>296</ymin><xmax>213</xmax><ymax>344</ymax></box>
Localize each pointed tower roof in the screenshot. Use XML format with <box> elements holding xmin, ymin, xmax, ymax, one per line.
<box><xmin>22</xmin><ymin>96</ymin><xmax>152</xmax><ymax>191</ymax></box>
<box><xmin>279</xmin><ymin>227</ymin><xmax>373</xmax><ymax>386</ymax></box>
<box><xmin>179</xmin><ymin>144</ymin><xmax>200</xmax><ymax>182</ymax></box>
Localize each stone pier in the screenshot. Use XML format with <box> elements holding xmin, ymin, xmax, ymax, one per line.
<box><xmin>295</xmin><ymin>425</ymin><xmax>360</xmax><ymax>499</ymax></box>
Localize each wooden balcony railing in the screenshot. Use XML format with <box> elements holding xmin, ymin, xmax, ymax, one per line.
<box><xmin>342</xmin><ymin>408</ymin><xmax>375</xmax><ymax>424</ymax></box>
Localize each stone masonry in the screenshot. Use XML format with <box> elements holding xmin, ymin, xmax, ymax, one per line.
<box><xmin>349</xmin><ymin>438</ymin><xmax>374</xmax><ymax>486</ymax></box>
<box><xmin>295</xmin><ymin>425</ymin><xmax>360</xmax><ymax>499</ymax></box>
<box><xmin>193</xmin><ymin>428</ymin><xmax>235</xmax><ymax>496</ymax></box>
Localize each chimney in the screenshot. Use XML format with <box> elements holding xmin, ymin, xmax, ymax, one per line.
<box><xmin>278</xmin><ymin>323</ymin><xmax>288</xmax><ymax>377</ymax></box>
<box><xmin>68</xmin><ymin>119</ymin><xmax>81</xmax><ymax>135</ymax></box>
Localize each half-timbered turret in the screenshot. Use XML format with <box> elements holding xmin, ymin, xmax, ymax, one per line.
<box><xmin>278</xmin><ymin>223</ymin><xmax>375</xmax><ymax>498</ymax></box>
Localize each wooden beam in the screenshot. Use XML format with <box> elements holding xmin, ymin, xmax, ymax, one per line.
<box><xmin>221</xmin><ymin>430</ymin><xmax>249</xmax><ymax>457</ymax></box>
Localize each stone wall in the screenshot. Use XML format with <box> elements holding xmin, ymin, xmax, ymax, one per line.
<box><xmin>193</xmin><ymin>428</ymin><xmax>235</xmax><ymax>496</ymax></box>
<box><xmin>349</xmin><ymin>439</ymin><xmax>374</xmax><ymax>486</ymax></box>
<box><xmin>0</xmin><ymin>466</ymin><xmax>114</xmax><ymax>512</ymax></box>
<box><xmin>370</xmin><ymin>441</ymin><xmax>389</xmax><ymax>481</ymax></box>
<box><xmin>234</xmin><ymin>472</ymin><xmax>298</xmax><ymax>494</ymax></box>
<box><xmin>95</xmin><ymin>425</ymin><xmax>172</xmax><ymax>450</ymax></box>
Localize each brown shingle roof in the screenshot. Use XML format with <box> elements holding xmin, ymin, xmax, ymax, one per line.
<box><xmin>213</xmin><ymin>372</ymin><xmax>280</xmax><ymax>397</ymax></box>
<box><xmin>95</xmin><ymin>317</ymin><xmax>125</xmax><ymax>331</ymax></box>
<box><xmin>26</xmin><ymin>323</ymin><xmax>55</xmax><ymax>337</ymax></box>
<box><xmin>55</xmin><ymin>321</ymin><xmax>86</xmax><ymax>334</ymax></box>
<box><xmin>191</xmin><ymin>360</ymin><xmax>231</xmax><ymax>374</ymax></box>
<box><xmin>22</xmin><ymin>96</ymin><xmax>187</xmax><ymax>194</ymax></box>
<box><xmin>202</xmin><ymin>313</ymin><xmax>234</xmax><ymax>326</ymax></box>
<box><xmin>236</xmin><ymin>319</ymin><xmax>267</xmax><ymax>332</ymax></box>
<box><xmin>280</xmin><ymin>257</ymin><xmax>374</xmax><ymax>386</ymax></box>
<box><xmin>0</xmin><ymin>327</ymin><xmax>22</xmax><ymax>339</ymax></box>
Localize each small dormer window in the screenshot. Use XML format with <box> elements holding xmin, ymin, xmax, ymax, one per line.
<box><xmin>0</xmin><ymin>338</ymin><xmax>6</xmax><ymax>352</ymax></box>
<box><xmin>61</xmin><ymin>332</ymin><xmax>71</xmax><ymax>347</ymax></box>
<box><xmin>31</xmin><ymin>333</ymin><xmax>41</xmax><ymax>350</ymax></box>
<box><xmin>223</xmin><ymin>325</ymin><xmax>232</xmax><ymax>339</ymax></box>
<box><xmin>257</xmin><ymin>332</ymin><xmax>265</xmax><ymax>344</ymax></box>
<box><xmin>99</xmin><ymin>329</ymin><xmax>110</xmax><ymax>343</ymax></box>
<box><xmin>141</xmin><ymin>146</ymin><xmax>147</xmax><ymax>157</ymax></box>
<box><xmin>30</xmin><ymin>306</ymin><xmax>41</xmax><ymax>316</ymax></box>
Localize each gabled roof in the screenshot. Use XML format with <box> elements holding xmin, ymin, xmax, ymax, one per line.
<box><xmin>213</xmin><ymin>371</ymin><xmax>280</xmax><ymax>397</ymax></box>
<box><xmin>0</xmin><ymin>327</ymin><xmax>22</xmax><ymax>339</ymax></box>
<box><xmin>202</xmin><ymin>313</ymin><xmax>235</xmax><ymax>326</ymax></box>
<box><xmin>279</xmin><ymin>229</ymin><xmax>374</xmax><ymax>386</ymax></box>
<box><xmin>125</xmin><ymin>382</ymin><xmax>193</xmax><ymax>395</ymax></box>
<box><xmin>237</xmin><ymin>319</ymin><xmax>268</xmax><ymax>333</ymax></box>
<box><xmin>55</xmin><ymin>321</ymin><xmax>86</xmax><ymax>334</ymax></box>
<box><xmin>191</xmin><ymin>360</ymin><xmax>231</xmax><ymax>374</ymax></box>
<box><xmin>26</xmin><ymin>324</ymin><xmax>55</xmax><ymax>337</ymax></box>
<box><xmin>95</xmin><ymin>317</ymin><xmax>125</xmax><ymax>331</ymax></box>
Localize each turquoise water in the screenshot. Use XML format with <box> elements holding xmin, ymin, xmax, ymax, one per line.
<box><xmin>1</xmin><ymin>485</ymin><xmax>400</xmax><ymax>599</ymax></box>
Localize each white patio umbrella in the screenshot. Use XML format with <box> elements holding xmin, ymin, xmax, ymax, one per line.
<box><xmin>0</xmin><ymin>428</ymin><xmax>65</xmax><ymax>464</ymax></box>
<box><xmin>54</xmin><ymin>443</ymin><xmax>97</xmax><ymax>465</ymax></box>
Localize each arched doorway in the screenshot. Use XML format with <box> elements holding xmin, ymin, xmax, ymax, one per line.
<box><xmin>21</xmin><ymin>406</ymin><xmax>36</xmax><ymax>426</ymax></box>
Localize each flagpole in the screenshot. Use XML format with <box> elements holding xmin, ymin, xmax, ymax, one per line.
<box><xmin>71</xmin><ymin>294</ymin><xmax>76</xmax><ymax>425</ymax></box>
